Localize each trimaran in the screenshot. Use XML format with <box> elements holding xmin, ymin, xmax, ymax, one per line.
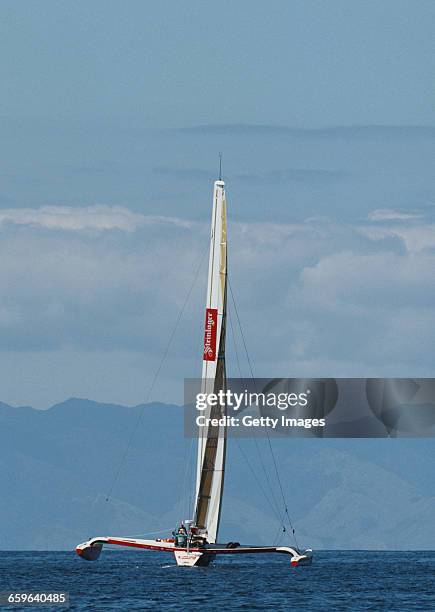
<box><xmin>76</xmin><ymin>174</ymin><xmax>313</xmax><ymax>568</ymax></box>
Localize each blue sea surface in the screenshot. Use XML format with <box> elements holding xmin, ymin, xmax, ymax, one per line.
<box><xmin>1</xmin><ymin>550</ymin><xmax>434</xmax><ymax>611</ymax></box>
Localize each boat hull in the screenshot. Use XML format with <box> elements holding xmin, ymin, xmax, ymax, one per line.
<box><xmin>75</xmin><ymin>536</ymin><xmax>312</xmax><ymax>567</ymax></box>
<box><xmin>173</xmin><ymin>550</ymin><xmax>216</xmax><ymax>567</ymax></box>
<box><xmin>76</xmin><ymin>542</ymin><xmax>103</xmax><ymax>561</ymax></box>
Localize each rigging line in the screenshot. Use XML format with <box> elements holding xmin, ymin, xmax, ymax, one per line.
<box><xmin>249</xmin><ymin>430</ymin><xmax>286</xmax><ymax>531</ymax></box>
<box><xmin>228</xmin><ymin>305</ymin><xmax>244</xmax><ymax>385</ymax></box>
<box><xmin>186</xmin><ymin>438</ymin><xmax>194</xmax><ymax>520</ymax></box>
<box><xmin>123</xmin><ymin>527</ymin><xmax>176</xmax><ymax>538</ymax></box>
<box><xmin>227</xmin><ymin>275</ymin><xmax>299</xmax><ymax>549</ymax></box>
<box><xmin>228</xmin><ymin>283</ymin><xmax>286</xmax><ymax>527</ymax></box>
<box><xmin>105</xmin><ymin>243</ymin><xmax>209</xmax><ymax>502</ymax></box>
<box><xmin>267</xmin><ymin>445</ymin><xmax>300</xmax><ymax>548</ymax></box>
<box><xmin>273</xmin><ymin>522</ymin><xmax>284</xmax><ymax>546</ymax></box>
<box><xmin>228</xmin><ymin>295</ymin><xmax>283</xmax><ymax>522</ymax></box>
<box><xmin>188</xmin><ymin>434</ymin><xmax>195</xmax><ymax>520</ymax></box>
<box><xmin>184</xmin><ymin>437</ymin><xmax>195</xmax><ymax>520</ymax></box>
<box><xmin>228</xmin><ymin>302</ymin><xmax>282</xmax><ymax>525</ymax></box>
<box><xmin>188</xmin><ymin>293</ymin><xmax>203</xmax><ymax>521</ymax></box>
<box><xmin>228</xmin><ymin>280</ymin><xmax>284</xmax><ymax>523</ymax></box>
<box><xmin>177</xmin><ymin>435</ymin><xmax>195</xmax><ymax>522</ymax></box>
<box><xmin>251</xmin><ymin>429</ymin><xmax>283</xmax><ymax>523</ymax></box>
<box><xmin>233</xmin><ymin>438</ymin><xmax>286</xmax><ymax>527</ymax></box>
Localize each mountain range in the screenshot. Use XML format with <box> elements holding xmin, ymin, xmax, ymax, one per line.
<box><xmin>1</xmin><ymin>398</ymin><xmax>434</xmax><ymax>550</ymax></box>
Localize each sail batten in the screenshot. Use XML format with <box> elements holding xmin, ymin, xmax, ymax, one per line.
<box><xmin>194</xmin><ymin>180</ymin><xmax>227</xmax><ymax>544</ymax></box>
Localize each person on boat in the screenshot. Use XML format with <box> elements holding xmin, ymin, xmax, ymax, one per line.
<box><xmin>174</xmin><ymin>523</ymin><xmax>188</xmax><ymax>547</ymax></box>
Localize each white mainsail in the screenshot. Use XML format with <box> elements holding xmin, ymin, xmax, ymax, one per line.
<box><xmin>194</xmin><ymin>179</ymin><xmax>227</xmax><ymax>543</ymax></box>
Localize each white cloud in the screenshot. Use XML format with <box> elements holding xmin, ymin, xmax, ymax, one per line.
<box><xmin>360</xmin><ymin>224</ymin><xmax>435</xmax><ymax>253</ymax></box>
<box><xmin>368</xmin><ymin>209</ymin><xmax>422</xmax><ymax>222</ymax></box>
<box><xmin>298</xmin><ymin>250</ymin><xmax>435</xmax><ymax>309</ymax></box>
<box><xmin>285</xmin><ymin>246</ymin><xmax>435</xmax><ymax>369</ymax></box>
<box><xmin>0</xmin><ymin>205</ymin><xmax>194</xmax><ymax>232</ymax></box>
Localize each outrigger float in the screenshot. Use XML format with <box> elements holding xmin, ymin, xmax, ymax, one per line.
<box><xmin>76</xmin><ymin>175</ymin><xmax>313</xmax><ymax>568</ymax></box>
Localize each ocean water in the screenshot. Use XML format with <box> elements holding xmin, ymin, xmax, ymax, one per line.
<box><xmin>1</xmin><ymin>550</ymin><xmax>434</xmax><ymax>611</ymax></box>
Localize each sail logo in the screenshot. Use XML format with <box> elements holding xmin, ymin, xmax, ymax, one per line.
<box><xmin>203</xmin><ymin>308</ymin><xmax>218</xmax><ymax>361</ymax></box>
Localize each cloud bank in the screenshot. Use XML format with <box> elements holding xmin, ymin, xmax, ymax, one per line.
<box><xmin>1</xmin><ymin>124</ymin><xmax>434</xmax><ymax>406</ymax></box>
<box><xmin>1</xmin><ymin>204</ymin><xmax>434</xmax><ymax>392</ymax></box>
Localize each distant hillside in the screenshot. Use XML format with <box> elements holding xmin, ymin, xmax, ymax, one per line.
<box><xmin>0</xmin><ymin>398</ymin><xmax>434</xmax><ymax>550</ymax></box>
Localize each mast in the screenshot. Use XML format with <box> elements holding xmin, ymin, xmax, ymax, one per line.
<box><xmin>193</xmin><ymin>178</ymin><xmax>227</xmax><ymax>543</ymax></box>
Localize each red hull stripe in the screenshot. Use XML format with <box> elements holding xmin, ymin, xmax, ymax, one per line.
<box><xmin>107</xmin><ymin>539</ymin><xmax>176</xmax><ymax>552</ymax></box>
<box><xmin>102</xmin><ymin>539</ymin><xmax>284</xmax><ymax>555</ymax></box>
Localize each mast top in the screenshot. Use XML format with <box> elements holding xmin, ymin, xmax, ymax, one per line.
<box><xmin>215</xmin><ymin>153</ymin><xmax>225</xmax><ymax>186</ymax></box>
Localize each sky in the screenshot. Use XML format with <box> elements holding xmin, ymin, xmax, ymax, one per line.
<box><xmin>0</xmin><ymin>1</ymin><xmax>435</xmax><ymax>408</ymax></box>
